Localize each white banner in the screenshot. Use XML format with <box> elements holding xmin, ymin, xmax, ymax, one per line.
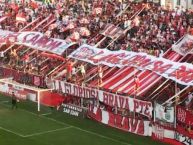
<box><xmin>172</xmin><ymin>34</ymin><xmax>193</xmax><ymax>56</ymax></box>
<box><xmin>0</xmin><ymin>31</ymin><xmax>76</xmax><ymax>55</ymax></box>
<box><xmin>69</xmin><ymin>44</ymin><xmax>193</xmax><ymax>86</ymax></box>
<box><xmin>53</xmin><ymin>80</ymin><xmax>153</xmax><ymax>118</ymax></box>
<box><xmin>155</xmin><ymin>103</ymin><xmax>174</xmax><ymax>123</ymax></box>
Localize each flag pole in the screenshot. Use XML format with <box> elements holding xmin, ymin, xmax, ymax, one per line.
<box><xmin>133</xmin><ymin>67</ymin><xmax>137</xmax><ymax>119</ymax></box>
<box><xmin>174</xmin><ymin>70</ymin><xmax>178</xmax><ymax>128</ymax></box>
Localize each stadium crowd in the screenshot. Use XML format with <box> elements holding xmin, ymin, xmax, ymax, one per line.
<box><xmin>0</xmin><ymin>0</ymin><xmax>193</xmax><ymax>57</ymax></box>
<box><xmin>0</xmin><ymin>0</ymin><xmax>192</xmax><ymax>142</ymax></box>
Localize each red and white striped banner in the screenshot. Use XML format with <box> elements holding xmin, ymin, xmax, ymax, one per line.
<box><xmin>88</xmin><ymin>106</ymin><xmax>151</xmax><ymax>136</ymax></box>
<box><xmin>69</xmin><ymin>44</ymin><xmax>193</xmax><ymax>86</ymax></box>
<box><xmin>152</xmin><ymin>123</ymin><xmax>193</xmax><ymax>145</ymax></box>
<box><xmin>152</xmin><ymin>124</ymin><xmax>176</xmax><ymax>143</ymax></box>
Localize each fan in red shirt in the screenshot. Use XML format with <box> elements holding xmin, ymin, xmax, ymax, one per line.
<box><xmin>98</xmin><ymin>66</ymin><xmax>103</xmax><ymax>86</ymax></box>
<box><xmin>23</xmin><ymin>54</ymin><xmax>30</xmax><ymax>66</ymax></box>
<box><xmin>66</xmin><ymin>60</ymin><xmax>73</xmax><ymax>81</ymax></box>
<box><xmin>134</xmin><ymin>75</ymin><xmax>140</xmax><ymax>96</ymax></box>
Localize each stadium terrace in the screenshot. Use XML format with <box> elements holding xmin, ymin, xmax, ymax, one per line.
<box><xmin>0</xmin><ymin>1</ymin><xmax>192</xmax><ymax>145</ymax></box>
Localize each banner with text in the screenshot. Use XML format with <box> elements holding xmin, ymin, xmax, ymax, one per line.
<box><xmin>152</xmin><ymin>124</ymin><xmax>180</xmax><ymax>145</ymax></box>
<box><xmin>175</xmin><ymin>132</ymin><xmax>193</xmax><ymax>145</ymax></box>
<box><xmin>0</xmin><ymin>31</ymin><xmax>76</xmax><ymax>55</ymax></box>
<box><xmin>59</xmin><ymin>103</ymin><xmax>87</xmax><ymax>117</ymax></box>
<box><xmin>176</xmin><ymin>106</ymin><xmax>193</xmax><ymax>126</ymax></box>
<box><xmin>152</xmin><ymin>123</ymin><xmax>193</xmax><ymax>145</ymax></box>
<box><xmin>69</xmin><ymin>44</ymin><xmax>193</xmax><ymax>86</ymax></box>
<box><xmin>53</xmin><ymin>80</ymin><xmax>153</xmax><ymax>118</ymax></box>
<box><xmin>88</xmin><ymin>106</ymin><xmax>151</xmax><ymax>136</ymax></box>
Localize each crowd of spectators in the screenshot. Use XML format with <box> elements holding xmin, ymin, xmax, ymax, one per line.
<box><xmin>102</xmin><ymin>3</ymin><xmax>193</xmax><ymax>57</ymax></box>
<box><xmin>0</xmin><ymin>0</ymin><xmax>192</xmax><ymax>137</ymax></box>
<box><xmin>0</xmin><ymin>1</ymin><xmax>193</xmax><ymax>56</ymax></box>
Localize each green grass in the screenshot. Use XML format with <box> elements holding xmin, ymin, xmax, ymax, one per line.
<box><xmin>0</xmin><ymin>95</ymin><xmax>168</xmax><ymax>145</ymax></box>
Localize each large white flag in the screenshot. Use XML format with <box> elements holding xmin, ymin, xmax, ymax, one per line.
<box><xmin>155</xmin><ymin>103</ymin><xmax>175</xmax><ymax>123</ymax></box>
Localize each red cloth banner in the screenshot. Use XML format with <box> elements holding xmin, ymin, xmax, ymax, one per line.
<box><xmin>176</xmin><ymin>106</ymin><xmax>193</xmax><ymax>126</ymax></box>
<box><xmin>152</xmin><ymin>123</ymin><xmax>182</xmax><ymax>145</ymax></box>
<box><xmin>88</xmin><ymin>106</ymin><xmax>150</xmax><ymax>136</ymax></box>
<box><xmin>176</xmin><ymin>126</ymin><xmax>193</xmax><ymax>140</ymax></box>
<box><xmin>0</xmin><ymin>66</ymin><xmax>45</xmax><ymax>87</ymax></box>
